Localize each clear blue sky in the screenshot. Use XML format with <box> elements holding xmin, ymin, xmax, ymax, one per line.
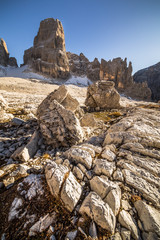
<box><xmin>1</xmin><ymin>0</ymin><xmax>160</xmax><ymax>73</ymax></box>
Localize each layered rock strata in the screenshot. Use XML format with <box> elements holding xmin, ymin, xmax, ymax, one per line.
<box><xmin>23</xmin><ymin>18</ymin><xmax>69</xmax><ymax>79</ymax></box>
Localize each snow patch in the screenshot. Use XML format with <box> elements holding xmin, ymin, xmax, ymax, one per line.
<box><xmin>17</xmin><ymin>174</ymin><xmax>44</xmax><ymax>200</ymax></box>
<box><xmin>65</xmin><ymin>75</ymin><xmax>92</xmax><ymax>86</ymax></box>
<box><xmin>0</xmin><ymin>65</ymin><xmax>53</xmax><ymax>82</ymax></box>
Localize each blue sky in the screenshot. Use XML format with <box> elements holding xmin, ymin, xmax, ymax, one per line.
<box><xmin>0</xmin><ymin>0</ymin><xmax>160</xmax><ymax>73</ymax></box>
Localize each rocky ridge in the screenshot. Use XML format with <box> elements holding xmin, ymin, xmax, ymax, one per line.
<box><xmin>134</xmin><ymin>62</ymin><xmax>160</xmax><ymax>102</ymax></box>
<box><xmin>0</xmin><ymin>81</ymin><xmax>160</xmax><ymax>240</ymax></box>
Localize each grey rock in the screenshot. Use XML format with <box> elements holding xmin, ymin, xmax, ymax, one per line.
<box><xmin>29</xmin><ymin>212</ymin><xmax>56</xmax><ymax>236</ymax></box>
<box><xmin>61</xmin><ymin>172</ymin><xmax>82</xmax><ymax>212</ymax></box>
<box><xmin>134</xmin><ymin>200</ymin><xmax>160</xmax><ymax>237</ymax></box>
<box><xmin>93</xmin><ymin>158</ymin><xmax>116</xmax><ymax>177</ymax></box>
<box><xmin>118</xmin><ymin>210</ymin><xmax>140</xmax><ymax>240</ymax></box>
<box><xmin>121</xmin><ymin>228</ymin><xmax>131</xmax><ymax>240</ymax></box>
<box><xmin>79</xmin><ymin>192</ymin><xmax>116</xmax><ymax>233</ymax></box>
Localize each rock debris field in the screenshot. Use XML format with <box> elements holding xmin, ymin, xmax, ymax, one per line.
<box><xmin>0</xmin><ymin>77</ymin><xmax>160</xmax><ymax>240</ymax></box>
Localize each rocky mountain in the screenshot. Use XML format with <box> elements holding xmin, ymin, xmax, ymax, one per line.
<box><xmin>0</xmin><ymin>81</ymin><xmax>160</xmax><ymax>240</ymax></box>
<box><xmin>0</xmin><ymin>38</ymin><xmax>18</xmax><ymax>67</ymax></box>
<box><xmin>133</xmin><ymin>62</ymin><xmax>160</xmax><ymax>102</ymax></box>
<box><xmin>23</xmin><ymin>18</ymin><xmax>70</xmax><ymax>79</ymax></box>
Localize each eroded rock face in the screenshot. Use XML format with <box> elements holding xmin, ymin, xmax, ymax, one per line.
<box><xmin>85</xmin><ymin>80</ymin><xmax>121</xmax><ymax>109</ymax></box>
<box><xmin>134</xmin><ymin>62</ymin><xmax>160</xmax><ymax>101</ymax></box>
<box><xmin>23</xmin><ymin>18</ymin><xmax>69</xmax><ymax>79</ymax></box>
<box><xmin>37</xmin><ymin>99</ymin><xmax>83</xmax><ymax>147</ymax></box>
<box><xmin>100</xmin><ymin>57</ymin><xmax>151</xmax><ymax>101</ymax></box>
<box><xmin>0</xmin><ymin>38</ymin><xmax>18</xmax><ymax>67</ymax></box>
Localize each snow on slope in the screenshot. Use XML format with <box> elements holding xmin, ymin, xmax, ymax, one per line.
<box><xmin>0</xmin><ymin>65</ymin><xmax>92</xmax><ymax>86</ymax></box>
<box><xmin>65</xmin><ymin>75</ymin><xmax>92</xmax><ymax>86</ymax></box>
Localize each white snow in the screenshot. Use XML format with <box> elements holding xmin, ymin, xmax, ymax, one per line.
<box><xmin>17</xmin><ymin>174</ymin><xmax>44</xmax><ymax>200</ymax></box>
<box><xmin>65</xmin><ymin>75</ymin><xmax>92</xmax><ymax>86</ymax></box>
<box><xmin>0</xmin><ymin>65</ymin><xmax>53</xmax><ymax>82</ymax></box>
<box><xmin>8</xmin><ymin>197</ymin><xmax>23</xmax><ymax>221</ymax></box>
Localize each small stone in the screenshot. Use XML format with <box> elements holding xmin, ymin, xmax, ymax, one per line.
<box><xmin>113</xmin><ymin>169</ymin><xmax>124</xmax><ymax>182</ymax></box>
<box><xmin>61</xmin><ymin>172</ymin><xmax>82</xmax><ymax>212</ymax></box>
<box><xmin>93</xmin><ymin>159</ymin><xmax>116</xmax><ymax>177</ymax></box>
<box><xmin>121</xmin><ymin>228</ymin><xmax>131</xmax><ymax>240</ymax></box>
<box><xmin>89</xmin><ymin>221</ymin><xmax>98</xmax><ymax>240</ymax></box>
<box><xmin>11</xmin><ymin>117</ymin><xmax>25</xmax><ymax>126</ymax></box>
<box><xmin>65</xmin><ymin>230</ymin><xmax>77</xmax><ymax>240</ymax></box>
<box><xmin>73</xmin><ymin>166</ymin><xmax>84</xmax><ymax>180</ymax></box>
<box><xmin>65</xmin><ymin>148</ymin><xmax>92</xmax><ymax>169</ymax></box>
<box><xmin>121</xmin><ymin>200</ymin><xmax>132</xmax><ymax>211</ymax></box>
<box><xmin>102</xmin><ymin>145</ymin><xmax>116</xmax><ymax>162</ymax></box>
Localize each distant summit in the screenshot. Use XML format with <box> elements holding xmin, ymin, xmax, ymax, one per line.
<box><xmin>0</xmin><ymin>38</ymin><xmax>18</xmax><ymax>67</ymax></box>
<box><xmin>134</xmin><ymin>62</ymin><xmax>160</xmax><ymax>101</ymax></box>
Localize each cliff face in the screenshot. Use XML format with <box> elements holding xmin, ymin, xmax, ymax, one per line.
<box><xmin>133</xmin><ymin>62</ymin><xmax>160</xmax><ymax>101</ymax></box>
<box><xmin>0</xmin><ymin>38</ymin><xmax>18</xmax><ymax>67</ymax></box>
<box><xmin>23</xmin><ymin>18</ymin><xmax>70</xmax><ymax>79</ymax></box>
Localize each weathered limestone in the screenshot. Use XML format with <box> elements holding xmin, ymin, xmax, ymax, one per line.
<box><xmin>45</xmin><ymin>163</ymin><xmax>69</xmax><ymax>197</ymax></box>
<box><xmin>11</xmin><ymin>130</ymin><xmax>40</xmax><ymax>161</ymax></box>
<box><xmin>29</xmin><ymin>212</ymin><xmax>56</xmax><ymax>236</ymax></box>
<box><xmin>79</xmin><ymin>192</ymin><xmax>116</xmax><ymax>233</ymax></box>
<box><xmin>64</xmin><ymin>148</ymin><xmax>92</xmax><ymax>169</ymax></box>
<box><xmin>134</xmin><ymin>200</ymin><xmax>160</xmax><ymax>238</ymax></box>
<box><xmin>61</xmin><ymin>172</ymin><xmax>82</xmax><ymax>212</ymax></box>
<box><xmin>93</xmin><ymin>159</ymin><xmax>116</xmax><ymax>177</ymax></box>
<box><xmin>24</xmin><ymin>18</ymin><xmax>69</xmax><ymax>79</ymax></box>
<box><xmin>123</xmin><ymin>169</ymin><xmax>160</xmax><ymax>208</ymax></box>
<box><xmin>85</xmin><ymin>80</ymin><xmax>121</xmax><ymax>109</ymax></box>
<box><xmin>118</xmin><ymin>210</ymin><xmax>140</xmax><ymax>240</ymax></box>
<box><xmin>37</xmin><ymin>99</ymin><xmax>83</xmax><ymax>147</ymax></box>
<box><xmin>101</xmin><ymin>145</ymin><xmax>116</xmax><ymax>161</ymax></box>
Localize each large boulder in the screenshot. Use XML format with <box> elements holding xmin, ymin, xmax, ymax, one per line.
<box><xmin>37</xmin><ymin>88</ymin><xmax>84</xmax><ymax>147</ymax></box>
<box><xmin>133</xmin><ymin>62</ymin><xmax>160</xmax><ymax>101</ymax></box>
<box><xmin>23</xmin><ymin>18</ymin><xmax>70</xmax><ymax>79</ymax></box>
<box><xmin>85</xmin><ymin>80</ymin><xmax>121</xmax><ymax>109</ymax></box>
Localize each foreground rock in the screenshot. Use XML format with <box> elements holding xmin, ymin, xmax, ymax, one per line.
<box><xmin>85</xmin><ymin>80</ymin><xmax>121</xmax><ymax>110</ymax></box>
<box><xmin>0</xmin><ymin>38</ymin><xmax>18</xmax><ymax>67</ymax></box>
<box><xmin>37</xmin><ymin>91</ymin><xmax>83</xmax><ymax>148</ymax></box>
<box><xmin>23</xmin><ymin>18</ymin><xmax>69</xmax><ymax>79</ymax></box>
<box><xmin>79</xmin><ymin>192</ymin><xmax>116</xmax><ymax>233</ymax></box>
<box><xmin>134</xmin><ymin>61</ymin><xmax>160</xmax><ymax>101</ymax></box>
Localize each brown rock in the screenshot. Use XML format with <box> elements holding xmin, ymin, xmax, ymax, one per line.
<box><xmin>0</xmin><ymin>38</ymin><xmax>9</xmax><ymax>66</ymax></box>
<box><xmin>85</xmin><ymin>80</ymin><xmax>121</xmax><ymax>109</ymax></box>
<box><xmin>37</xmin><ymin>98</ymin><xmax>84</xmax><ymax>147</ymax></box>
<box><xmin>100</xmin><ymin>57</ymin><xmax>151</xmax><ymax>101</ymax></box>
<box><xmin>23</xmin><ymin>18</ymin><xmax>70</xmax><ymax>79</ymax></box>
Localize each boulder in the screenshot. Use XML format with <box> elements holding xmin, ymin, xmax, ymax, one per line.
<box><xmin>79</xmin><ymin>192</ymin><xmax>116</xmax><ymax>233</ymax></box>
<box><xmin>118</xmin><ymin>210</ymin><xmax>140</xmax><ymax>240</ymax></box>
<box><xmin>134</xmin><ymin>200</ymin><xmax>160</xmax><ymax>238</ymax></box>
<box><xmin>23</xmin><ymin>18</ymin><xmax>70</xmax><ymax>79</ymax></box>
<box><xmin>85</xmin><ymin>80</ymin><xmax>121</xmax><ymax>109</ymax></box>
<box><xmin>37</xmin><ymin>98</ymin><xmax>83</xmax><ymax>148</ymax></box>
<box><xmin>37</xmin><ymin>85</ymin><xmax>80</xmax><ymax>115</ymax></box>
<box><xmin>134</xmin><ymin>62</ymin><xmax>160</xmax><ymax>101</ymax></box>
